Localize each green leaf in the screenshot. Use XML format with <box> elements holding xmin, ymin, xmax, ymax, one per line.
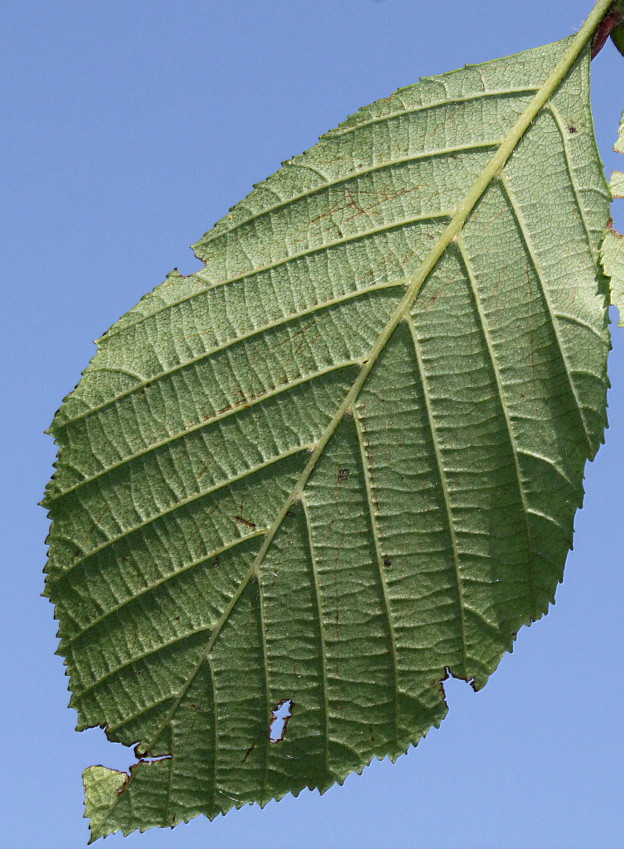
<box><xmin>609</xmin><ymin>114</ymin><xmax>624</xmax><ymax>198</ymax></box>
<box><xmin>610</xmin><ymin>171</ymin><xmax>624</xmax><ymax>198</ymax></box>
<box><xmin>614</xmin><ymin>111</ymin><xmax>624</xmax><ymax>153</ymax></box>
<box><xmin>603</xmin><ymin>225</ymin><xmax>624</xmax><ymax>307</ymax></box>
<box><xmin>44</xmin><ymin>13</ymin><xmax>612</xmax><ymax>842</ymax></box>
<box><xmin>608</xmin><ymin>111</ymin><xmax>624</xmax><ymax>199</ymax></box>
<box><xmin>611</xmin><ymin>21</ymin><xmax>624</xmax><ymax>57</ymax></box>
<box><xmin>603</xmin><ymin>112</ymin><xmax>624</xmax><ymax>317</ymax></box>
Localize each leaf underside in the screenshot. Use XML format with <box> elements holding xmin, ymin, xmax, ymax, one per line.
<box><xmin>44</xmin><ymin>37</ymin><xmax>611</xmax><ymax>841</ymax></box>
<box><xmin>603</xmin><ymin>111</ymin><xmax>624</xmax><ymax>313</ymax></box>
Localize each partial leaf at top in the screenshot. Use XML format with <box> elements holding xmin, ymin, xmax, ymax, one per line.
<box><xmin>603</xmin><ymin>111</ymin><xmax>624</xmax><ymax>317</ymax></box>
<box><xmin>609</xmin><ymin>111</ymin><xmax>624</xmax><ymax>199</ymax></box>
<box><xmin>44</xmin><ymin>13</ymin><xmax>612</xmax><ymax>841</ymax></box>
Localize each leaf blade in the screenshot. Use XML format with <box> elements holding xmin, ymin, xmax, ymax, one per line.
<box><xmin>45</xmin><ymin>14</ymin><xmax>612</xmax><ymax>840</ymax></box>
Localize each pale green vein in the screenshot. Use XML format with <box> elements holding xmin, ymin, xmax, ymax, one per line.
<box><xmin>499</xmin><ymin>173</ymin><xmax>594</xmax><ymax>451</ymax></box>
<box><xmin>92</xmin><ymin>212</ymin><xmax>451</xmax><ymax>352</ymax></box>
<box><xmin>50</xmin><ymin>275</ymin><xmax>410</xmax><ymax>441</ymax></box>
<box><xmin>164</xmin><ymin>742</ymin><xmax>174</xmax><ymax>828</ymax></box>
<box><xmin>105</xmin><ymin>695</ymin><xmax>176</xmax><ymax>735</ymax></box>
<box><xmin>60</xmin><ymin>530</ymin><xmax>266</xmax><ymax>648</ymax></box>
<box><xmin>95</xmin><ymin>365</ymin><xmax>143</xmax><ymax>381</ymax></box>
<box><xmin>50</xmin><ymin>443</ymin><xmax>313</xmax><ymax>581</ymax></box>
<box><xmin>456</xmin><ymin>237</ymin><xmax>536</xmax><ymax>619</ymax></box>
<box><xmin>75</xmin><ymin>626</ymin><xmax>215</xmax><ymax>700</ymax></box>
<box><xmin>547</xmin><ymin>103</ymin><xmax>607</xmax><ymax>265</ymax></box>
<box><xmin>352</xmin><ymin>410</ymin><xmax>400</xmax><ymax>747</ymax></box>
<box><xmin>50</xmin><ymin>361</ymin><xmax>360</xmax><ymax>504</ymax></box>
<box><xmin>517</xmin><ymin>447</ymin><xmax>576</xmax><ymax>489</ymax></box>
<box><xmin>301</xmin><ymin>494</ymin><xmax>330</xmax><ymax>785</ymax></box>
<box><xmin>527</xmin><ymin>506</ymin><xmax>569</xmax><ymax>535</ymax></box>
<box><xmin>256</xmin><ymin>570</ymin><xmax>272</xmax><ymax>805</ymax></box>
<box><xmin>208</xmin><ymin>656</ymin><xmax>219</xmax><ymax>814</ymax></box>
<box><xmin>405</xmin><ymin>315</ymin><xmax>468</xmax><ymax>677</ymax></box>
<box><xmin>95</xmin><ymin>208</ymin><xmax>451</xmax><ymax>351</ymax></box>
<box><xmin>555</xmin><ymin>311</ymin><xmax>609</xmax><ymax>342</ymax></box>
<box><xmin>285</xmin><ymin>160</ymin><xmax>328</xmax><ymax>182</ymax></box>
<box><xmin>194</xmin><ymin>140</ymin><xmax>501</xmax><ymax>251</ymax></box>
<box><xmin>327</xmin><ymin>88</ymin><xmax>540</xmax><ymax>139</ymax></box>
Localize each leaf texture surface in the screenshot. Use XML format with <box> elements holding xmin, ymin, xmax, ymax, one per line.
<box><xmin>45</xmin><ymin>33</ymin><xmax>611</xmax><ymax>841</ymax></box>
<box><xmin>604</xmin><ymin>110</ymin><xmax>624</xmax><ymax>316</ymax></box>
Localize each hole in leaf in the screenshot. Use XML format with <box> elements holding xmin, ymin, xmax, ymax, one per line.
<box><xmin>82</xmin><ymin>725</ymin><xmax>172</xmax><ymax>772</ymax></box>
<box><xmin>269</xmin><ymin>698</ymin><xmax>293</xmax><ymax>743</ymax></box>
<box><xmin>136</xmin><ymin>754</ymin><xmax>171</xmax><ymax>765</ymax></box>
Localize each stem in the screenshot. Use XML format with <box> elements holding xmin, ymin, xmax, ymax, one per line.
<box><xmin>592</xmin><ymin>0</ymin><xmax>624</xmax><ymax>57</ymax></box>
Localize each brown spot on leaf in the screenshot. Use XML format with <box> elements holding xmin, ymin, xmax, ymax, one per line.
<box><xmin>234</xmin><ymin>515</ymin><xmax>256</xmax><ymax>529</ymax></box>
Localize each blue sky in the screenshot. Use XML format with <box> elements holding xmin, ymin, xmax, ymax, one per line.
<box><xmin>2</xmin><ymin>1</ymin><xmax>623</xmax><ymax>846</ymax></box>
